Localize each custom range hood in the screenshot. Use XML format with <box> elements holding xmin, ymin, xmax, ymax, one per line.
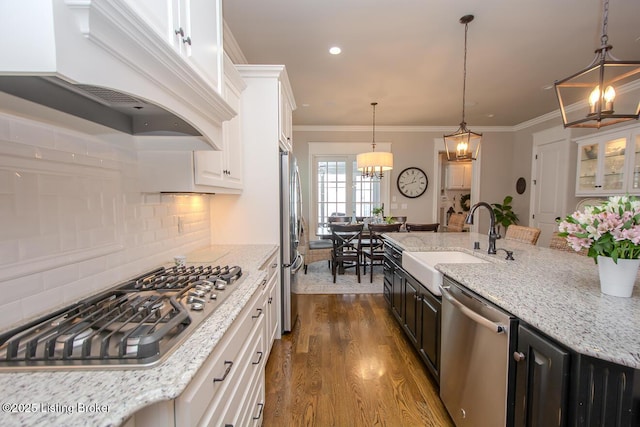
<box><xmin>0</xmin><ymin>0</ymin><xmax>234</xmax><ymax>149</ymax></box>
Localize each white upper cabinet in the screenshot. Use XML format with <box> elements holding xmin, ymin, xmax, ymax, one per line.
<box><xmin>279</xmin><ymin>81</ymin><xmax>294</xmax><ymax>151</ymax></box>
<box><xmin>575</xmin><ymin>125</ymin><xmax>640</xmax><ymax>196</ymax></box>
<box><xmin>446</xmin><ymin>162</ymin><xmax>472</xmax><ymax>190</ymax></box>
<box><xmin>123</xmin><ymin>0</ymin><xmax>223</xmax><ymax>93</ymax></box>
<box><xmin>194</xmin><ymin>56</ymin><xmax>246</xmax><ymax>191</ymax></box>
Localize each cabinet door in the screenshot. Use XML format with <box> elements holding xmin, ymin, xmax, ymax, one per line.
<box><xmin>182</xmin><ymin>0</ymin><xmax>223</xmax><ymax>92</ymax></box>
<box><xmin>513</xmin><ymin>325</ymin><xmax>570</xmax><ymax>427</ymax></box>
<box><xmin>391</xmin><ymin>268</ymin><xmax>404</xmax><ymax>322</ymax></box>
<box><xmin>576</xmin><ymin>132</ymin><xmax>629</xmax><ymax>196</ymax></box>
<box><xmin>403</xmin><ymin>275</ymin><xmax>419</xmax><ymax>345</ymax></box>
<box><xmin>627</xmin><ymin>131</ymin><xmax>640</xmax><ymax>193</ymax></box>
<box><xmin>419</xmin><ymin>289</ymin><xmax>440</xmax><ymax>380</ymax></box>
<box><xmin>446</xmin><ymin>163</ymin><xmax>471</xmax><ymax>189</ymax></box>
<box><xmin>122</xmin><ymin>0</ymin><xmax>175</xmax><ymax>44</ymax></box>
<box><xmin>279</xmin><ymin>82</ymin><xmax>293</xmax><ymax>150</ymax></box>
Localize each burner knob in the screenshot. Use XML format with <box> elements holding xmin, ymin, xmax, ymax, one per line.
<box><xmin>210</xmin><ymin>293</ymin><xmax>218</xmax><ymax>300</ymax></box>
<box><xmin>189</xmin><ymin>289</ymin><xmax>206</xmax><ymax>298</ymax></box>
<box><xmin>187</xmin><ymin>296</ymin><xmax>205</xmax><ymax>305</ymax></box>
<box><xmin>215</xmin><ymin>279</ymin><xmax>227</xmax><ymax>290</ymax></box>
<box><xmin>191</xmin><ymin>302</ymin><xmax>204</xmax><ymax>311</ymax></box>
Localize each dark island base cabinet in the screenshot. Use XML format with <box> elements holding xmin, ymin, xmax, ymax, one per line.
<box><xmin>514</xmin><ymin>324</ymin><xmax>570</xmax><ymax>427</ymax></box>
<box><xmin>383</xmin><ymin>245</ymin><xmax>440</xmax><ymax>382</ymax></box>
<box><xmin>515</xmin><ymin>324</ymin><xmax>640</xmax><ymax>427</ymax></box>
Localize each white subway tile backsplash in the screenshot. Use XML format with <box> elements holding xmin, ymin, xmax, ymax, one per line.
<box><xmin>0</xmin><ymin>112</ymin><xmax>213</xmax><ymax>330</ymax></box>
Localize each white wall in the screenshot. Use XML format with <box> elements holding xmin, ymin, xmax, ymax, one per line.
<box><xmin>293</xmin><ymin>127</ymin><xmax>517</xmax><ymax>234</ymax></box>
<box><xmin>0</xmin><ymin>100</ymin><xmax>212</xmax><ymax>331</ymax></box>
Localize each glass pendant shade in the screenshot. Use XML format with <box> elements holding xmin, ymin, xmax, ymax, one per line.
<box><xmin>444</xmin><ymin>122</ymin><xmax>481</xmax><ymax>161</ymax></box>
<box><xmin>554</xmin><ymin>0</ymin><xmax>640</xmax><ymax>129</ymax></box>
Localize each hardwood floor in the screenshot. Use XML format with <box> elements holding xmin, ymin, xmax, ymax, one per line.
<box><xmin>264</xmin><ymin>294</ymin><xmax>454</xmax><ymax>427</ymax></box>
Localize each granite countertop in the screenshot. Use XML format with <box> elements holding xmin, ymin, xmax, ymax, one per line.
<box><xmin>383</xmin><ymin>231</ymin><xmax>640</xmax><ymax>370</ymax></box>
<box><xmin>0</xmin><ymin>244</ymin><xmax>278</xmax><ymax>427</ymax></box>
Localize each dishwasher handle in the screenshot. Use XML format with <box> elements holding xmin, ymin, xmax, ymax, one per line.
<box><xmin>440</xmin><ymin>285</ymin><xmax>507</xmax><ymax>334</ymax></box>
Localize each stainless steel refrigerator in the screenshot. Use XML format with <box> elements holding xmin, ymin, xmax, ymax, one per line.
<box><xmin>280</xmin><ymin>150</ymin><xmax>303</xmax><ymax>333</ymax></box>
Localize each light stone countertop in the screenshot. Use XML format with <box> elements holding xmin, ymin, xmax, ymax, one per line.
<box><xmin>383</xmin><ymin>231</ymin><xmax>640</xmax><ymax>369</ymax></box>
<box><xmin>0</xmin><ymin>244</ymin><xmax>278</xmax><ymax>427</ymax></box>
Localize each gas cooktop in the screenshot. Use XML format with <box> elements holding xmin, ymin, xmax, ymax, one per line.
<box><xmin>0</xmin><ymin>264</ymin><xmax>243</xmax><ymax>371</ymax></box>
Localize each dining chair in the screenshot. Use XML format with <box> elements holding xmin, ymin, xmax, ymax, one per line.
<box><xmin>329</xmin><ymin>223</ymin><xmax>364</xmax><ymax>283</ymax></box>
<box><xmin>299</xmin><ymin>217</ymin><xmax>333</xmax><ymax>273</ymax></box>
<box><xmin>361</xmin><ymin>223</ymin><xmax>401</xmax><ymax>283</ymax></box>
<box><xmin>504</xmin><ymin>225</ymin><xmax>542</xmax><ymax>245</ymax></box>
<box><xmin>406</xmin><ymin>223</ymin><xmax>439</xmax><ymax>232</ymax></box>
<box><xmin>447</xmin><ymin>213</ymin><xmax>467</xmax><ymax>232</ymax></box>
<box><xmin>328</xmin><ymin>215</ymin><xmax>350</xmax><ymax>224</ymax></box>
<box><xmin>549</xmin><ymin>232</ymin><xmax>588</xmax><ymax>255</ymax></box>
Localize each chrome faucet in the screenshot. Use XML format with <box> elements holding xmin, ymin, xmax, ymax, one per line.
<box><xmin>465</xmin><ymin>202</ymin><xmax>498</xmax><ymax>255</ymax></box>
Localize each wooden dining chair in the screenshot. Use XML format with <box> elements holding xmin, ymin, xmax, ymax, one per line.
<box><xmin>329</xmin><ymin>223</ymin><xmax>364</xmax><ymax>283</ymax></box>
<box><xmin>406</xmin><ymin>223</ymin><xmax>439</xmax><ymax>232</ymax></box>
<box><xmin>328</xmin><ymin>215</ymin><xmax>350</xmax><ymax>224</ymax></box>
<box><xmin>447</xmin><ymin>213</ymin><xmax>467</xmax><ymax>232</ymax></box>
<box><xmin>361</xmin><ymin>223</ymin><xmax>401</xmax><ymax>283</ymax></box>
<box><xmin>504</xmin><ymin>225</ymin><xmax>541</xmax><ymax>245</ymax></box>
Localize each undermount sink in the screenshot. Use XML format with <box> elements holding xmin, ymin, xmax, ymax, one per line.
<box><xmin>402</xmin><ymin>251</ymin><xmax>489</xmax><ymax>296</ymax></box>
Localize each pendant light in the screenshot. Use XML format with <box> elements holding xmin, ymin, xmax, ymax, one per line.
<box><xmin>444</xmin><ymin>14</ymin><xmax>481</xmax><ymax>162</ymax></box>
<box><xmin>554</xmin><ymin>0</ymin><xmax>640</xmax><ymax>129</ymax></box>
<box><xmin>357</xmin><ymin>102</ymin><xmax>393</xmax><ymax>179</ymax></box>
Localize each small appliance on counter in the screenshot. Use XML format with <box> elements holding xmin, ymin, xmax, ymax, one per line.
<box><xmin>0</xmin><ymin>264</ymin><xmax>243</xmax><ymax>371</ymax></box>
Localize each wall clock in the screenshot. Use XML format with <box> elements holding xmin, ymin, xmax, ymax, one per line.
<box><xmin>397</xmin><ymin>167</ymin><xmax>428</xmax><ymax>198</ymax></box>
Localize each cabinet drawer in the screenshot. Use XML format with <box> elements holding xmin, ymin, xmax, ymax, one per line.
<box><xmin>175</xmin><ymin>289</ymin><xmax>264</xmax><ymax>426</ymax></box>
<box><xmin>262</xmin><ymin>252</ymin><xmax>279</xmax><ymax>283</ymax></box>
<box><xmin>208</xmin><ymin>326</ymin><xmax>265</xmax><ymax>426</ymax></box>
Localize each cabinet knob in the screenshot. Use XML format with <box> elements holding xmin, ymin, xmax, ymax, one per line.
<box><xmin>174</xmin><ymin>27</ymin><xmax>184</xmax><ymax>37</ymax></box>
<box><xmin>513</xmin><ymin>351</ymin><xmax>526</xmax><ymax>362</ymax></box>
<box><xmin>182</xmin><ymin>36</ymin><xmax>192</xmax><ymax>46</ymax></box>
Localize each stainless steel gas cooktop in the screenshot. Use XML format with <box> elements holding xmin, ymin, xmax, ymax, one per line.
<box><xmin>0</xmin><ymin>264</ymin><xmax>243</xmax><ymax>371</ymax></box>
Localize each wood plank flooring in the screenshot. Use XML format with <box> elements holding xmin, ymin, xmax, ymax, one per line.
<box><xmin>263</xmin><ymin>293</ymin><xmax>454</xmax><ymax>427</ymax></box>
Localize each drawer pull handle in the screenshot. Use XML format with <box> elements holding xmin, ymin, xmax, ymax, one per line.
<box><xmin>513</xmin><ymin>351</ymin><xmax>526</xmax><ymax>362</ymax></box>
<box><xmin>252</xmin><ymin>308</ymin><xmax>263</xmax><ymax>319</ymax></box>
<box><xmin>253</xmin><ymin>403</ymin><xmax>264</xmax><ymax>420</ymax></box>
<box><xmin>261</xmin><ymin>279</ymin><xmax>267</xmax><ymax>286</ymax></box>
<box><xmin>213</xmin><ymin>360</ymin><xmax>233</xmax><ymax>383</ymax></box>
<box><xmin>252</xmin><ymin>351</ymin><xmax>264</xmax><ymax>365</ymax></box>
<box><xmin>271</xmin><ymin>263</ymin><xmax>278</xmax><ymax>268</ymax></box>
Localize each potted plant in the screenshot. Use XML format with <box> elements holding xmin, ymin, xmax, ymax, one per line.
<box><xmin>557</xmin><ymin>195</ymin><xmax>640</xmax><ymax>297</ymax></box>
<box><xmin>372</xmin><ymin>206</ymin><xmax>384</xmax><ymax>223</ymax></box>
<box><xmin>492</xmin><ymin>195</ymin><xmax>519</xmax><ymax>236</ymax></box>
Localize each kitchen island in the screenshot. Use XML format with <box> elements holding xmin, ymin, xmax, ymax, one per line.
<box><xmin>0</xmin><ymin>244</ymin><xmax>277</xmax><ymax>427</ymax></box>
<box><xmin>384</xmin><ymin>231</ymin><xmax>640</xmax><ymax>369</ymax></box>
<box><xmin>384</xmin><ymin>231</ymin><xmax>640</xmax><ymax>427</ymax></box>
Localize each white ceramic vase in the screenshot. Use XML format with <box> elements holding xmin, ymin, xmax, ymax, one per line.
<box><xmin>597</xmin><ymin>255</ymin><xmax>640</xmax><ymax>298</ymax></box>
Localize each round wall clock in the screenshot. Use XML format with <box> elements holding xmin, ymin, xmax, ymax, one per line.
<box><xmin>397</xmin><ymin>167</ymin><xmax>428</xmax><ymax>198</ymax></box>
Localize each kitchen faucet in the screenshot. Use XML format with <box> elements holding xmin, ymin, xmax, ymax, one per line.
<box><xmin>465</xmin><ymin>202</ymin><xmax>497</xmax><ymax>254</ymax></box>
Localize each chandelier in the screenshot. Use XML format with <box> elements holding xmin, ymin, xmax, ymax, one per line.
<box><xmin>357</xmin><ymin>102</ymin><xmax>393</xmax><ymax>179</ymax></box>
<box><xmin>444</xmin><ymin>14</ymin><xmax>481</xmax><ymax>162</ymax></box>
<box><xmin>554</xmin><ymin>0</ymin><xmax>640</xmax><ymax>128</ymax></box>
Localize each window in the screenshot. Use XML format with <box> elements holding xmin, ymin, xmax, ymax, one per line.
<box><xmin>309</xmin><ymin>142</ymin><xmax>391</xmax><ymax>234</ymax></box>
<box><xmin>315</xmin><ymin>156</ymin><xmax>382</xmax><ymax>227</ymax></box>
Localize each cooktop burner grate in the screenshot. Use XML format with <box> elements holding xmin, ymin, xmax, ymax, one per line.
<box><xmin>0</xmin><ymin>264</ymin><xmax>243</xmax><ymax>370</ymax></box>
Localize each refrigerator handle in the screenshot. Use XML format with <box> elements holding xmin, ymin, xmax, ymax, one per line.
<box><xmin>283</xmin><ymin>252</ymin><xmax>304</xmax><ymax>273</ymax></box>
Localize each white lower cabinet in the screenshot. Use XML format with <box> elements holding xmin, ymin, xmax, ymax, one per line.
<box><xmin>127</xmin><ymin>285</ymin><xmax>266</xmax><ymax>427</ymax></box>
<box><xmin>261</xmin><ymin>252</ymin><xmax>280</xmax><ymax>361</ymax></box>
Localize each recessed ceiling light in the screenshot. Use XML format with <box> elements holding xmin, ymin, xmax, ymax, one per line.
<box><xmin>329</xmin><ymin>46</ymin><xmax>342</xmax><ymax>55</ymax></box>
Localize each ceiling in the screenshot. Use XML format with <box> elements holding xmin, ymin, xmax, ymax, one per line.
<box><xmin>222</xmin><ymin>0</ymin><xmax>640</xmax><ymax>128</ymax></box>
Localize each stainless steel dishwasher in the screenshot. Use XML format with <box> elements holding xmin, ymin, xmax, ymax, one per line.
<box><xmin>440</xmin><ymin>277</ymin><xmax>516</xmax><ymax>427</ymax></box>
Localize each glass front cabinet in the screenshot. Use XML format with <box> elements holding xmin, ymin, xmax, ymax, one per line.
<box><xmin>575</xmin><ymin>126</ymin><xmax>640</xmax><ymax>196</ymax></box>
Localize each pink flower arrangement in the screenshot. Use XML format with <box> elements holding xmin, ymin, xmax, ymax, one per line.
<box><xmin>557</xmin><ymin>195</ymin><xmax>640</xmax><ymax>263</ymax></box>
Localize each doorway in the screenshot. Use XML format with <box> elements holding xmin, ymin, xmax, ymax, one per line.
<box><xmin>431</xmin><ymin>139</ymin><xmax>481</xmax><ymax>231</ymax></box>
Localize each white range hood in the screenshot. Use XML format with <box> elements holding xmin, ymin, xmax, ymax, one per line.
<box><xmin>0</xmin><ymin>0</ymin><xmax>234</xmax><ymax>149</ymax></box>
